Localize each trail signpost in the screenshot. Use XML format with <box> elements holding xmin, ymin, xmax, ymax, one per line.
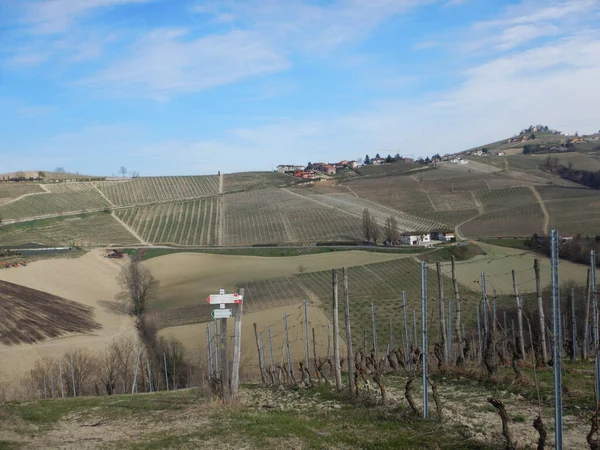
<box><xmin>208</xmin><ymin>288</ymin><xmax>244</xmax><ymax>403</ymax></box>
<box><xmin>211</xmin><ymin>309</ymin><xmax>232</xmax><ymax>319</ymax></box>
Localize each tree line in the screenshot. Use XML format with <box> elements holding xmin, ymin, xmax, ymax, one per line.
<box><xmin>527</xmin><ymin>233</ymin><xmax>600</xmax><ymax>265</ymax></box>
<box><xmin>362</xmin><ymin>208</ymin><xmax>400</xmax><ymax>245</ymax></box>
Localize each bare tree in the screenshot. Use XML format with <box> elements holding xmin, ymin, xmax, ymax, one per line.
<box><xmin>384</xmin><ymin>215</ymin><xmax>399</xmax><ymax>244</ymax></box>
<box><xmin>372</xmin><ymin>221</ymin><xmax>382</xmax><ymax>245</ymax></box>
<box><xmin>298</xmin><ymin>265</ymin><xmax>306</xmax><ymax>276</ymax></box>
<box><xmin>119</xmin><ymin>166</ymin><xmax>127</xmax><ymax>178</ymax></box>
<box><xmin>116</xmin><ymin>252</ymin><xmax>159</xmax><ymax>357</ymax></box>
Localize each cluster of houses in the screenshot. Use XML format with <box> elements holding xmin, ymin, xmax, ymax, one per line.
<box><xmin>276</xmin><ymin>160</ymin><xmax>358</xmax><ymax>178</ymax></box>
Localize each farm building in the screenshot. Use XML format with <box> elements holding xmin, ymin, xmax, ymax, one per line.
<box><xmin>399</xmin><ymin>233</ymin><xmax>431</xmax><ymax>246</ymax></box>
<box><xmin>312</xmin><ymin>163</ymin><xmax>336</xmax><ymax>175</ymax></box>
<box><xmin>277</xmin><ymin>164</ymin><xmax>306</xmax><ymax>173</ymax></box>
<box><xmin>430</xmin><ymin>231</ymin><xmax>455</xmax><ymax>242</ymax></box>
<box><xmin>371</xmin><ymin>157</ymin><xmax>386</xmax><ymax>165</ymax></box>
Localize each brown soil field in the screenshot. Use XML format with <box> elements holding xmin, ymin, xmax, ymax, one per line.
<box><xmin>159</xmin><ymin>304</ymin><xmax>346</xmax><ymax>378</ymax></box>
<box><xmin>0</xmin><ymin>280</ymin><xmax>101</xmax><ymax>345</ymax></box>
<box><xmin>146</xmin><ymin>251</ymin><xmax>411</xmax><ymax>312</ymax></box>
<box><xmin>0</xmin><ymin>250</ymin><xmax>136</xmax><ymax>396</ymax></box>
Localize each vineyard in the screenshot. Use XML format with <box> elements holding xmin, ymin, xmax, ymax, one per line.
<box><xmin>222</xmin><ymin>189</ymin><xmax>362</xmax><ymax>245</ymax></box>
<box><xmin>234</xmin><ymin>258</ymin><xmax>476</xmax><ymax>346</ymax></box>
<box><xmin>0</xmin><ymin>183</ymin><xmax>110</xmax><ymax>221</ymax></box>
<box><xmin>0</xmin><ymin>213</ymin><xmax>138</xmax><ymax>247</ymax></box>
<box><xmin>539</xmin><ymin>186</ymin><xmax>600</xmax><ymax>235</ymax></box>
<box><xmin>346</xmin><ymin>176</ymin><xmax>435</xmax><ymax>214</ymax></box>
<box><xmin>0</xmin><ymin>183</ymin><xmax>44</xmax><ymax>202</ymax></box>
<box><xmin>459</xmin><ymin>203</ymin><xmax>545</xmax><ymax>237</ymax></box>
<box><xmin>114</xmin><ymin>197</ymin><xmax>220</xmax><ymax>245</ymax></box>
<box><xmin>474</xmin><ymin>186</ymin><xmax>538</xmax><ymax>212</ymax></box>
<box><xmin>0</xmin><ymin>280</ymin><xmax>101</xmax><ymax>345</ymax></box>
<box><xmin>223</xmin><ymin>172</ymin><xmax>295</xmax><ymax>193</ymax></box>
<box><xmin>298</xmin><ymin>192</ymin><xmax>448</xmax><ymax>232</ymax></box>
<box><xmin>96</xmin><ymin>176</ymin><xmax>219</xmax><ymax>206</ymax></box>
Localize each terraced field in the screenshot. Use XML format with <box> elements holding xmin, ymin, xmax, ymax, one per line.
<box><xmin>223</xmin><ymin>172</ymin><xmax>295</xmax><ymax>193</ymax></box>
<box><xmin>223</xmin><ymin>189</ymin><xmax>362</xmax><ymax>245</ymax></box>
<box><xmin>299</xmin><ymin>192</ymin><xmax>447</xmax><ymax>232</ymax></box>
<box><xmin>96</xmin><ymin>176</ymin><xmax>219</xmax><ymax>206</ymax></box>
<box><xmin>115</xmin><ymin>197</ymin><xmax>220</xmax><ymax>245</ymax></box>
<box><xmin>0</xmin><ymin>213</ymin><xmax>138</xmax><ymax>247</ymax></box>
<box><xmin>0</xmin><ymin>183</ymin><xmax>110</xmax><ymax>220</ymax></box>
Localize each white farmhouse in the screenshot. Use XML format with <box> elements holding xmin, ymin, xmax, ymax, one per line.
<box><xmin>399</xmin><ymin>233</ymin><xmax>431</xmax><ymax>246</ymax></box>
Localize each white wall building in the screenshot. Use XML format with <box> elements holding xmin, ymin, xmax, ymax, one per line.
<box><xmin>277</xmin><ymin>165</ymin><xmax>305</xmax><ymax>173</ymax></box>
<box><xmin>399</xmin><ymin>233</ymin><xmax>431</xmax><ymax>246</ymax></box>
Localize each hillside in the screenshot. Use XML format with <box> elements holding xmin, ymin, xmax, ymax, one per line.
<box><xmin>2</xmin><ymin>142</ymin><xmax>600</xmax><ymax>250</ymax></box>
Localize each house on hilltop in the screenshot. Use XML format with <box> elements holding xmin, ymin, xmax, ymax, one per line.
<box><xmin>371</xmin><ymin>157</ymin><xmax>386</xmax><ymax>165</ymax></box>
<box><xmin>312</xmin><ymin>163</ymin><xmax>336</xmax><ymax>175</ymax></box>
<box><xmin>277</xmin><ymin>164</ymin><xmax>305</xmax><ymax>173</ymax></box>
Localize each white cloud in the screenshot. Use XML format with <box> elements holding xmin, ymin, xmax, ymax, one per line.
<box><xmin>23</xmin><ymin>0</ymin><xmax>154</xmax><ymax>34</ymax></box>
<box><xmin>83</xmin><ymin>28</ymin><xmax>290</xmax><ymax>99</ymax></box>
<box><xmin>463</xmin><ymin>0</ymin><xmax>600</xmax><ymax>53</ymax></box>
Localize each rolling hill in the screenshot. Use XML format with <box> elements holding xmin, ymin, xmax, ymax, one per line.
<box><xmin>2</xmin><ymin>132</ymin><xmax>600</xmax><ymax>249</ymax></box>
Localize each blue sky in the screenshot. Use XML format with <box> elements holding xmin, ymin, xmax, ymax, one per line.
<box><xmin>1</xmin><ymin>0</ymin><xmax>600</xmax><ymax>176</ymax></box>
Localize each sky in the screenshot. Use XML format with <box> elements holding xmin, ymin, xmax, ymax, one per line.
<box><xmin>1</xmin><ymin>0</ymin><xmax>600</xmax><ymax>176</ymax></box>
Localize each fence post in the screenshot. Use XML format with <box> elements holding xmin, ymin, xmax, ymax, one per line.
<box><xmin>512</xmin><ymin>270</ymin><xmax>526</xmax><ymax>359</ymax></box>
<box><xmin>476</xmin><ymin>305</ymin><xmax>482</xmax><ymax>363</ymax></box>
<box><xmin>550</xmin><ymin>229</ymin><xmax>563</xmax><ymax>449</ymax></box>
<box><xmin>447</xmin><ymin>296</ymin><xmax>453</xmax><ymax>363</ymax></box>
<box><xmin>164</xmin><ymin>352</ymin><xmax>169</xmax><ymax>391</ymax></box>
<box><xmin>230</xmin><ymin>288</ymin><xmax>244</xmax><ymax>399</ymax></box>
<box><xmin>503</xmin><ymin>311</ymin><xmax>507</xmax><ymax>363</ymax></box>
<box><xmin>343</xmin><ymin>267</ymin><xmax>355</xmax><ymax>395</ymax></box>
<box><xmin>214</xmin><ymin>319</ymin><xmax>219</xmax><ymax>378</ymax></box>
<box><xmin>267</xmin><ymin>325</ymin><xmax>275</xmax><ymax>383</ymax></box>
<box><xmin>436</xmin><ymin>262</ymin><xmax>448</xmax><ymax>364</ymax></box>
<box><xmin>49</xmin><ymin>368</ymin><xmax>54</xmax><ymax>398</ymax></box>
<box><xmin>421</xmin><ymin>261</ymin><xmax>429</xmax><ymax>419</ymax></box>
<box><xmin>207</xmin><ymin>323</ymin><xmax>214</xmax><ymax>378</ymax></box>
<box><xmin>254</xmin><ymin>323</ymin><xmax>266</xmax><ymax>384</ymax></box>
<box><xmin>259</xmin><ymin>332</ymin><xmax>267</xmax><ymax>382</ymax></box>
<box><xmin>312</xmin><ymin>328</ymin><xmax>318</xmax><ymax>380</ymax></box>
<box><xmin>332</xmin><ymin>269</ymin><xmax>343</xmax><ymax>391</ymax></box>
<box><xmin>451</xmin><ymin>255</ymin><xmax>462</xmax><ymax>364</ymax></box>
<box><xmin>534</xmin><ymin>259</ymin><xmax>548</xmax><ymax>364</ymax></box>
<box><xmin>571</xmin><ymin>288</ymin><xmax>577</xmax><ymax>360</ymax></box>
<box><xmin>221</xmin><ymin>316</ymin><xmax>230</xmax><ymax>402</ymax></box>
<box><xmin>284</xmin><ymin>312</ymin><xmax>293</xmax><ymax>381</ymax></box>
<box><xmin>492</xmin><ymin>290</ymin><xmax>497</xmax><ymax>365</ymax></box>
<box><xmin>303</xmin><ymin>300</ymin><xmax>310</xmax><ymax>379</ymax></box>
<box><xmin>403</xmin><ymin>291</ymin><xmax>411</xmax><ymax>371</ymax></box>
<box><xmin>584</xmin><ymin>268</ymin><xmax>591</xmax><ymax>360</ymax></box>
<box><xmin>147</xmin><ymin>356</ymin><xmax>153</xmax><ymax>393</ymax></box>
<box><xmin>371</xmin><ymin>303</ymin><xmax>377</xmax><ymax>360</ymax></box>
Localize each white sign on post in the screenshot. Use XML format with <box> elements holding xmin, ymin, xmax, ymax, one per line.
<box><xmin>206</xmin><ymin>293</ymin><xmax>243</xmax><ymax>304</ymax></box>
<box><xmin>212</xmin><ymin>309</ymin><xmax>232</xmax><ymax>319</ymax></box>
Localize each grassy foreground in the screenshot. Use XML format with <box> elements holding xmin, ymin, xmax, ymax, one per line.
<box><xmin>0</xmin><ymin>384</ymin><xmax>495</xmax><ymax>449</ymax></box>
